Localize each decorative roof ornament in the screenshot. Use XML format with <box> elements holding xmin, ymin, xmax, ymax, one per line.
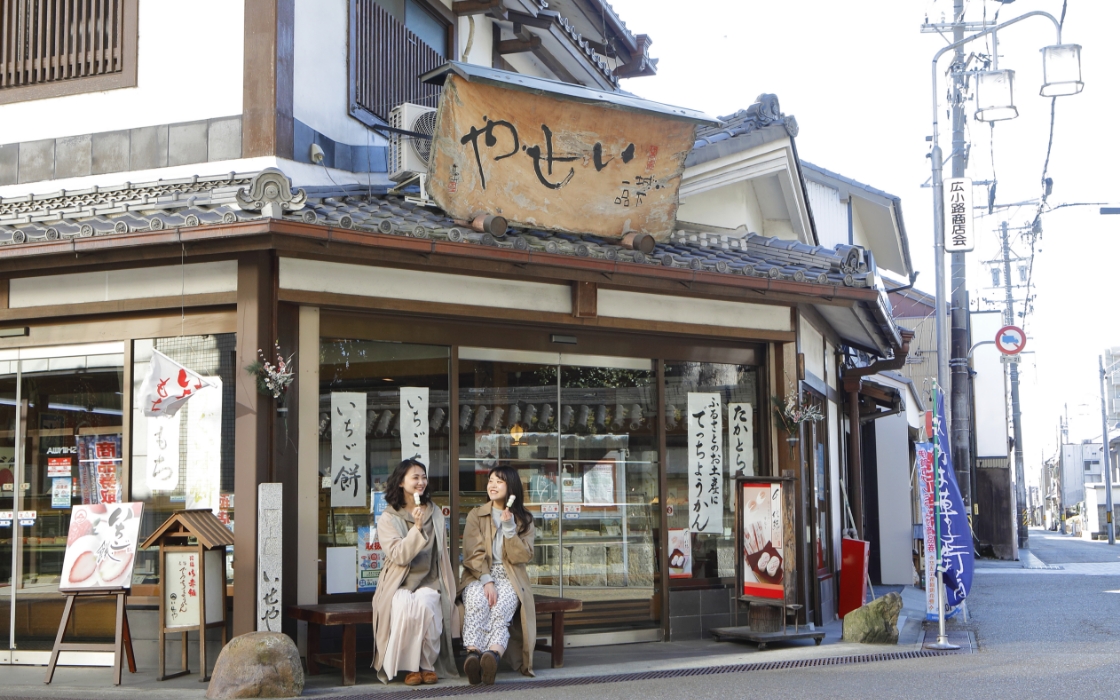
<box><xmin>235</xmin><ymin>168</ymin><xmax>307</xmax><ymax>218</ymax></box>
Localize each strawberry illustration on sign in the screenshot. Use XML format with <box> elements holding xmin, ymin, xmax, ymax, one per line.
<box><xmin>140</xmin><ymin>350</ymin><xmax>213</xmax><ymax>417</ymax></box>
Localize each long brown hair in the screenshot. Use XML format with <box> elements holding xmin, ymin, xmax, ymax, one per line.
<box><xmin>488</xmin><ymin>465</ymin><xmax>532</xmax><ymax>535</ymax></box>
<box><xmin>384</xmin><ymin>458</ymin><xmax>431</xmax><ymax>510</ymax></box>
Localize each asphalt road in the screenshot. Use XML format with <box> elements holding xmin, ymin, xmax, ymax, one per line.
<box><xmin>462</xmin><ymin>528</ymin><xmax>1120</xmax><ymax>700</ymax></box>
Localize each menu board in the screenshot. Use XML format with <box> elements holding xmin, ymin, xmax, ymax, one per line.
<box><xmin>165</xmin><ymin>549</ymin><xmax>225</xmax><ymax>628</ymax></box>
<box><xmin>59</xmin><ymin>502</ymin><xmax>143</xmax><ymax>591</ymax></box>
<box><xmin>740</xmin><ymin>482</ymin><xmax>785</xmax><ymax>601</ymax></box>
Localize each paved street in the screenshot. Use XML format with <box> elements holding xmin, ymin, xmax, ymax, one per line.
<box><xmin>457</xmin><ymin>529</ymin><xmax>1120</xmax><ymax>700</ymax></box>
<box><xmin>6</xmin><ymin>529</ymin><xmax>1120</xmax><ymax>700</ymax></box>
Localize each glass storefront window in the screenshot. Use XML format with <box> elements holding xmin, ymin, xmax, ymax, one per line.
<box><xmin>318</xmin><ymin>339</ymin><xmax>450</xmax><ymax>597</ymax></box>
<box><xmin>808</xmin><ymin>393</ymin><xmax>831</xmax><ymax>573</ymax></box>
<box><xmin>131</xmin><ymin>335</ymin><xmax>237</xmax><ymax>587</ymax></box>
<box><xmin>1</xmin><ymin>344</ymin><xmax>125</xmax><ymax>651</ymax></box>
<box><xmin>665</xmin><ymin>361</ymin><xmax>762</xmax><ymax>582</ymax></box>
<box><xmin>458</xmin><ymin>350</ymin><xmax>660</xmax><ymax>633</ymax></box>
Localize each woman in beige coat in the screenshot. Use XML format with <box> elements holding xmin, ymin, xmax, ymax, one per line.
<box><xmin>370</xmin><ymin>459</ymin><xmax>460</xmax><ymax>685</ymax></box>
<box><xmin>458</xmin><ymin>465</ymin><xmax>537</xmax><ymax>685</ymax></box>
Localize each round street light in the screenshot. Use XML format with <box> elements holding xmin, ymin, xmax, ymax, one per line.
<box><xmin>975</xmin><ymin>69</ymin><xmax>1019</xmax><ymax>122</ymax></box>
<box><xmin>1040</xmin><ymin>44</ymin><xmax>1084</xmax><ymax>96</ymax></box>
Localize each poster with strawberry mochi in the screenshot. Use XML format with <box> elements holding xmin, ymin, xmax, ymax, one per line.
<box><xmin>59</xmin><ymin>502</ymin><xmax>144</xmax><ymax>591</ymax></box>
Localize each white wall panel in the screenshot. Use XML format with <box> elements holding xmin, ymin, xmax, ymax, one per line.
<box><xmin>9</xmin><ymin>261</ymin><xmax>237</xmax><ymax>308</ymax></box>
<box><xmin>598</xmin><ymin>289</ymin><xmax>790</xmax><ymax>332</ymax></box>
<box><xmin>279</xmin><ymin>258</ymin><xmax>571</xmax><ymax>313</ymax></box>
<box><xmin>972</xmin><ymin>311</ymin><xmax>1010</xmax><ymax>457</ymax></box>
<box><xmin>874</xmin><ymin>411</ymin><xmax>914</xmax><ymax>585</ymax></box>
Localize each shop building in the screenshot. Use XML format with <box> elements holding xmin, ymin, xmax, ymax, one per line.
<box><xmin>0</xmin><ymin>0</ymin><xmax>910</xmax><ymax>669</ymax></box>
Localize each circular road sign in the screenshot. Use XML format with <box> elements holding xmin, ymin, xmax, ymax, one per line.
<box><xmin>995</xmin><ymin>326</ymin><xmax>1026</xmax><ymax>355</ymax></box>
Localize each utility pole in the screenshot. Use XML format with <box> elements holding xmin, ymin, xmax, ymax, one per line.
<box><xmin>948</xmin><ymin>0</ymin><xmax>975</xmax><ymax>512</ymax></box>
<box><xmin>1000</xmin><ymin>221</ymin><xmax>1029</xmax><ymax>548</ymax></box>
<box><xmin>1097</xmin><ymin>355</ymin><xmax>1115</xmax><ymax>544</ymax></box>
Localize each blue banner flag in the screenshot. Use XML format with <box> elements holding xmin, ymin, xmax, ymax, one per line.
<box><xmin>932</xmin><ymin>385</ymin><xmax>974</xmax><ymax>608</ymax></box>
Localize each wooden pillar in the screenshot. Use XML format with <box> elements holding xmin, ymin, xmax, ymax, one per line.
<box><xmin>843</xmin><ymin>377</ymin><xmax>864</xmax><ymax>540</ymax></box>
<box><xmin>242</xmin><ymin>0</ymin><xmax>294</xmax><ymax>159</ymax></box>
<box><xmin>233</xmin><ymin>252</ymin><xmax>274</xmax><ymax>637</ymax></box>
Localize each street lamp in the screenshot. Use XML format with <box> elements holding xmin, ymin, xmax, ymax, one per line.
<box><xmin>975</xmin><ymin>70</ymin><xmax>1018</xmax><ymax>122</ymax></box>
<box><xmin>1040</xmin><ymin>45</ymin><xmax>1084</xmax><ymax>96</ymax></box>
<box><xmin>927</xmin><ymin>9</ymin><xmax>1083</xmax><ymax>652</ymax></box>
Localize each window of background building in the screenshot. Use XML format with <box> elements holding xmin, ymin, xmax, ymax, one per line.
<box><xmin>665</xmin><ymin>361</ymin><xmax>762</xmax><ymax>582</ymax></box>
<box><xmin>131</xmin><ymin>334</ymin><xmax>237</xmax><ymax>587</ymax></box>
<box><xmin>0</xmin><ymin>0</ymin><xmax>139</xmax><ymax>105</ymax></box>
<box><xmin>318</xmin><ymin>338</ymin><xmax>450</xmax><ymax>597</ymax></box>
<box><xmin>350</xmin><ymin>0</ymin><xmax>449</xmax><ymax>124</ymax></box>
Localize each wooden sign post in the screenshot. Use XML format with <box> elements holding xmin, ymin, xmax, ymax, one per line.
<box><xmin>46</xmin><ymin>502</ymin><xmax>144</xmax><ymax>685</ymax></box>
<box><xmin>141</xmin><ymin>509</ymin><xmax>234</xmax><ymax>682</ymax></box>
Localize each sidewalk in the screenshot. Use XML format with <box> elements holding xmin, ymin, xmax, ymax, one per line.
<box><xmin>0</xmin><ymin>592</ymin><xmax>933</xmax><ymax>700</ymax></box>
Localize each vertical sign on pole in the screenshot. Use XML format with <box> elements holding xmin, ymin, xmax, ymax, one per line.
<box><xmin>945</xmin><ymin>177</ymin><xmax>974</xmax><ymax>252</ymax></box>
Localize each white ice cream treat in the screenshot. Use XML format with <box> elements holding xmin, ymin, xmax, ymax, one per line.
<box><xmin>413</xmin><ymin>492</ymin><xmax>421</xmax><ymax>506</ymax></box>
<box><xmin>758</xmin><ymin>552</ymin><xmax>771</xmax><ymax>570</ymax></box>
<box><xmin>766</xmin><ymin>555</ymin><xmax>781</xmax><ymax>577</ymax></box>
<box><xmin>506</xmin><ymin>494</ymin><xmax>517</xmax><ymax>508</ymax></box>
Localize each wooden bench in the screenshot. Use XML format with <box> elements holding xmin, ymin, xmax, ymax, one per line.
<box><xmin>287</xmin><ymin>594</ymin><xmax>582</xmax><ymax>686</ymax></box>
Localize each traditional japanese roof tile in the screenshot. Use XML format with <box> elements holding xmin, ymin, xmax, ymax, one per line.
<box><xmin>140</xmin><ymin>509</ymin><xmax>235</xmax><ymax>550</ymax></box>
<box><xmin>693</xmin><ymin>93</ymin><xmax>800</xmax><ymax>150</ymax></box>
<box><xmin>0</xmin><ymin>170</ymin><xmax>877</xmax><ymax>290</ymax></box>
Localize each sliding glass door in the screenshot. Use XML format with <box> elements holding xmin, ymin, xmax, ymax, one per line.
<box><xmin>457</xmin><ymin>348</ymin><xmax>661</xmax><ymax>636</ymax></box>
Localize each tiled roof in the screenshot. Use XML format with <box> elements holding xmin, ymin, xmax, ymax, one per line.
<box><xmin>0</xmin><ymin>172</ymin><xmax>877</xmax><ymax>290</ymax></box>
<box><xmin>694</xmin><ymin>94</ymin><xmax>800</xmax><ymax>149</ymax></box>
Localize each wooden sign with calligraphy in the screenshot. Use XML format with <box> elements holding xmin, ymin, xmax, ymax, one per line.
<box><xmin>427</xmin><ymin>75</ymin><xmax>696</xmax><ymax>240</ymax></box>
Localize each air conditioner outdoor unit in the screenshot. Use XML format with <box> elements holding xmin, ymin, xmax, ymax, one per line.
<box><xmin>389</xmin><ymin>102</ymin><xmax>438</xmax><ymax>183</ymax></box>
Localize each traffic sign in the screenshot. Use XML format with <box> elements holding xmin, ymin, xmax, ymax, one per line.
<box><xmin>995</xmin><ymin>326</ymin><xmax>1026</xmax><ymax>355</ymax></box>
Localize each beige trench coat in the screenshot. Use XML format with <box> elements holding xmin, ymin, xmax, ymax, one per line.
<box><xmin>371</xmin><ymin>506</ymin><xmax>461</xmax><ymax>683</ymax></box>
<box><xmin>457</xmin><ymin>502</ymin><xmax>537</xmax><ymax>676</ymax></box>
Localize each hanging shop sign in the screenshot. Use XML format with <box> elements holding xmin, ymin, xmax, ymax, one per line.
<box><xmin>59</xmin><ymin>502</ymin><xmax>143</xmax><ymax>591</ymax></box>
<box><xmin>399</xmin><ymin>387</ymin><xmax>430</xmax><ymax>467</ymax></box>
<box><xmin>331</xmin><ymin>392</ymin><xmax>368</xmax><ymax>508</ymax></box>
<box><xmin>687</xmin><ymin>392</ymin><xmax>723</xmax><ymax>534</ymax></box>
<box><xmin>728</xmin><ymin>403</ymin><xmax>754</xmax><ymax>477</ymax></box>
<box><xmin>944</xmin><ymin>177</ymin><xmax>975</xmax><ymax>252</ymax></box>
<box><xmin>427</xmin><ymin>74</ymin><xmax>697</xmax><ymax>240</ymax></box>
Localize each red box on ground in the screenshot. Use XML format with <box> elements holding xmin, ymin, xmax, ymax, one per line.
<box><xmin>839</xmin><ymin>538</ymin><xmax>869</xmax><ymax>618</ymax></box>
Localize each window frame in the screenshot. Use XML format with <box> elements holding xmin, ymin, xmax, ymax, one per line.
<box><xmin>347</xmin><ymin>0</ymin><xmax>455</xmax><ymax>127</ymax></box>
<box><xmin>0</xmin><ymin>0</ymin><xmax>139</xmax><ymax>105</ymax></box>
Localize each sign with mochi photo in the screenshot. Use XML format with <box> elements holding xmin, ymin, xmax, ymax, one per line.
<box><xmin>59</xmin><ymin>502</ymin><xmax>144</xmax><ymax>592</ymax></box>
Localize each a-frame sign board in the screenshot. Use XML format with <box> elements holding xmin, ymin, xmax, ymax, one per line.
<box><xmin>141</xmin><ymin>509</ymin><xmax>234</xmax><ymax>682</ymax></box>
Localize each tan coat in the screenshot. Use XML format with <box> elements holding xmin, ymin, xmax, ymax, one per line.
<box><xmin>371</xmin><ymin>506</ymin><xmax>460</xmax><ymax>683</ymax></box>
<box><xmin>457</xmin><ymin>502</ymin><xmax>537</xmax><ymax>676</ymax></box>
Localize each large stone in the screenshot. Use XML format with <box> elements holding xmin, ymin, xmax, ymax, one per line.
<box><xmin>842</xmin><ymin>592</ymin><xmax>903</xmax><ymax>644</ymax></box>
<box><xmin>206</xmin><ymin>632</ymin><xmax>304</xmax><ymax>699</ymax></box>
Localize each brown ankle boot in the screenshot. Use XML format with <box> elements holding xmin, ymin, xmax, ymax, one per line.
<box><xmin>404</xmin><ymin>672</ymin><xmax>423</xmax><ymax>686</ymax></box>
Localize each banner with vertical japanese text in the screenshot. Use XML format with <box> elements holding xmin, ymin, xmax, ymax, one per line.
<box><xmin>331</xmin><ymin>392</ymin><xmax>368</xmax><ymax>508</ymax></box>
<box><xmin>687</xmin><ymin>392</ymin><xmax>723</xmax><ymax>534</ymax></box>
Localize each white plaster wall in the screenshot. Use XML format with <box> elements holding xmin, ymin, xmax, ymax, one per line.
<box><xmin>874</xmin><ymin>411</ymin><xmax>914</xmax><ymax>585</ymax></box>
<box><xmin>0</xmin><ymin>0</ymin><xmax>244</xmax><ymax>144</ymax></box>
<box><xmin>850</xmin><ymin>204</ymin><xmax>871</xmax><ymax>250</ymax></box>
<box><xmin>825</xmin><ymin>341</ymin><xmax>837</xmax><ymax>390</ymax></box>
<box><xmin>9</xmin><ymin>261</ymin><xmax>237</xmax><ymax>308</ymax></box>
<box><xmin>806</xmin><ymin>180</ymin><xmax>846</xmax><ymax>248</ymax></box>
<box><xmin>598</xmin><ymin>289</ymin><xmax>791</xmax><ymax>332</ymax></box>
<box><xmin>800</xmin><ymin>314</ymin><xmax>824</xmax><ymax>381</ymax></box>
<box><xmin>279</xmin><ymin>257</ymin><xmax>572</xmax><ymax>313</ymax></box>
<box><xmin>676</xmin><ymin>181</ymin><xmax>762</xmax><ymax>232</ymax></box>
<box><xmin>294</xmin><ymin>0</ymin><xmax>386</xmax><ymax>147</ymax></box>
<box><xmin>457</xmin><ymin>14</ymin><xmax>494</xmax><ymax>64</ymax></box>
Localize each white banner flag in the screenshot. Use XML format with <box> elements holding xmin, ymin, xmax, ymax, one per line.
<box><xmin>332</xmin><ymin>392</ymin><xmax>367</xmax><ymax>508</ymax></box>
<box><xmin>728</xmin><ymin>403</ymin><xmax>754</xmax><ymax>477</ymax></box>
<box><xmin>146</xmin><ymin>412</ymin><xmax>181</xmax><ymax>492</ymax></box>
<box><xmin>687</xmin><ymin>392</ymin><xmax>723</xmax><ymax>534</ymax></box>
<box><xmin>399</xmin><ymin>387</ymin><xmax>430</xmax><ymax>468</ymax></box>
<box><xmin>186</xmin><ymin>377</ymin><xmax>222</xmax><ymax>513</ymax></box>
<box><xmin>140</xmin><ymin>350</ymin><xmax>213</xmax><ymax>417</ymax></box>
